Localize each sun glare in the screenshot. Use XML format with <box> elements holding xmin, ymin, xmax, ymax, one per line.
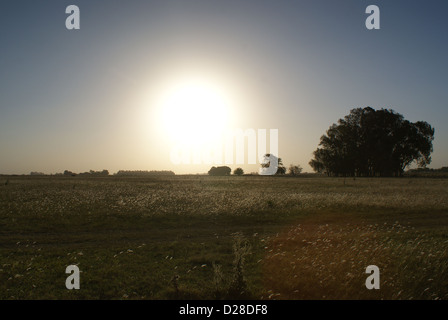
<box><xmin>156</xmin><ymin>78</ymin><xmax>232</xmax><ymax>147</ymax></box>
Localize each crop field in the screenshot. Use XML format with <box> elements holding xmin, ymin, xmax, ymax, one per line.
<box><xmin>0</xmin><ymin>175</ymin><xmax>447</xmax><ymax>300</ymax></box>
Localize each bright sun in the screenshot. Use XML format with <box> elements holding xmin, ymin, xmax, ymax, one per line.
<box><xmin>156</xmin><ymin>78</ymin><xmax>232</xmax><ymax>147</ymax></box>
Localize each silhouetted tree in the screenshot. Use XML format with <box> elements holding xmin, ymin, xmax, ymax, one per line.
<box><xmin>260</xmin><ymin>154</ymin><xmax>286</xmax><ymax>175</ymax></box>
<box><xmin>208</xmin><ymin>166</ymin><xmax>231</xmax><ymax>176</ymax></box>
<box><xmin>288</xmin><ymin>164</ymin><xmax>303</xmax><ymax>176</ymax></box>
<box><xmin>276</xmin><ymin>160</ymin><xmax>286</xmax><ymax>175</ymax></box>
<box><xmin>30</xmin><ymin>172</ymin><xmax>45</xmax><ymax>176</ymax></box>
<box><xmin>233</xmin><ymin>168</ymin><xmax>244</xmax><ymax>176</ymax></box>
<box><xmin>309</xmin><ymin>107</ymin><xmax>434</xmax><ymax>177</ymax></box>
<box><xmin>63</xmin><ymin>170</ymin><xmax>76</xmax><ymax>176</ymax></box>
<box><xmin>88</xmin><ymin>169</ymin><xmax>109</xmax><ymax>176</ymax></box>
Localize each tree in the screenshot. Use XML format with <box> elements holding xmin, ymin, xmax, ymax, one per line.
<box><xmin>89</xmin><ymin>169</ymin><xmax>109</xmax><ymax>176</ymax></box>
<box><xmin>276</xmin><ymin>158</ymin><xmax>286</xmax><ymax>175</ymax></box>
<box><xmin>288</xmin><ymin>164</ymin><xmax>303</xmax><ymax>176</ymax></box>
<box><xmin>30</xmin><ymin>172</ymin><xmax>45</xmax><ymax>176</ymax></box>
<box><xmin>233</xmin><ymin>168</ymin><xmax>244</xmax><ymax>176</ymax></box>
<box><xmin>63</xmin><ymin>170</ymin><xmax>76</xmax><ymax>176</ymax></box>
<box><xmin>208</xmin><ymin>166</ymin><xmax>231</xmax><ymax>176</ymax></box>
<box><xmin>260</xmin><ymin>154</ymin><xmax>286</xmax><ymax>175</ymax></box>
<box><xmin>309</xmin><ymin>107</ymin><xmax>434</xmax><ymax>177</ymax></box>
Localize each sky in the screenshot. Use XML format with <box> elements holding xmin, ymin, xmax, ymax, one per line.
<box><xmin>0</xmin><ymin>0</ymin><xmax>447</xmax><ymax>175</ymax></box>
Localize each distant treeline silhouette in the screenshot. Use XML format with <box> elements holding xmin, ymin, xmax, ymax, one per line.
<box><xmin>410</xmin><ymin>166</ymin><xmax>448</xmax><ymax>173</ymax></box>
<box><xmin>79</xmin><ymin>170</ymin><xmax>109</xmax><ymax>176</ymax></box>
<box><xmin>30</xmin><ymin>172</ymin><xmax>45</xmax><ymax>176</ymax></box>
<box><xmin>54</xmin><ymin>170</ymin><xmax>109</xmax><ymax>176</ymax></box>
<box><xmin>114</xmin><ymin>170</ymin><xmax>175</xmax><ymax>176</ymax></box>
<box><xmin>23</xmin><ymin>170</ymin><xmax>175</xmax><ymax>176</ymax></box>
<box><xmin>309</xmin><ymin>107</ymin><xmax>434</xmax><ymax>177</ymax></box>
<box><xmin>405</xmin><ymin>166</ymin><xmax>448</xmax><ymax>178</ymax></box>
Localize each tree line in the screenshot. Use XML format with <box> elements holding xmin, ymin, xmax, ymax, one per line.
<box><xmin>207</xmin><ymin>107</ymin><xmax>435</xmax><ymax>178</ymax></box>
<box><xmin>23</xmin><ymin>107</ymin><xmax>437</xmax><ymax>179</ymax></box>
<box><xmin>32</xmin><ymin>170</ymin><xmax>176</xmax><ymax>176</ymax></box>
<box><xmin>207</xmin><ymin>158</ymin><xmax>303</xmax><ymax>176</ymax></box>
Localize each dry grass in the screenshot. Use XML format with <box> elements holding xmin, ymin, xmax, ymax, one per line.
<box><xmin>2</xmin><ymin>176</ymin><xmax>448</xmax><ymax>217</ymax></box>
<box><xmin>0</xmin><ymin>175</ymin><xmax>447</xmax><ymax>299</ymax></box>
<box><xmin>262</xmin><ymin>217</ymin><xmax>448</xmax><ymax>300</ymax></box>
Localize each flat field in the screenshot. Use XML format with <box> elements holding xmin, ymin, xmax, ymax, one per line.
<box><xmin>0</xmin><ymin>175</ymin><xmax>447</xmax><ymax>299</ymax></box>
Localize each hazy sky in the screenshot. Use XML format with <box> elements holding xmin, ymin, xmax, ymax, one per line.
<box><xmin>1</xmin><ymin>0</ymin><xmax>447</xmax><ymax>174</ymax></box>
